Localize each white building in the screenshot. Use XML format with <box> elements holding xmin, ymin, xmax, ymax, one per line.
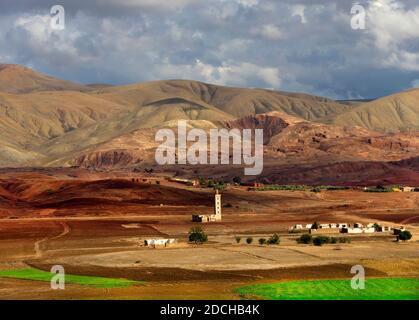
<box><xmin>144</xmin><ymin>238</ymin><xmax>176</xmax><ymax>246</ymax></box>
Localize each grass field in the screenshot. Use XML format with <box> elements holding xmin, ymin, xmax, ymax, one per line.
<box><xmin>0</xmin><ymin>268</ymin><xmax>141</xmax><ymax>288</ymax></box>
<box><xmin>235</xmin><ymin>278</ymin><xmax>419</xmax><ymax>300</ymax></box>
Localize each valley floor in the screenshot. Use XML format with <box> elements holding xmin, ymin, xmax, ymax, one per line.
<box><xmin>0</xmin><ymin>169</ymin><xmax>418</xmax><ymax>299</ymax></box>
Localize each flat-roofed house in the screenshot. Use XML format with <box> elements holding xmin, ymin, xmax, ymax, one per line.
<box><xmin>144</xmin><ymin>238</ymin><xmax>176</xmax><ymax>246</ymax></box>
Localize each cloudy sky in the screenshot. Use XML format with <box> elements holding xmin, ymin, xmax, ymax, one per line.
<box><xmin>1</xmin><ymin>0</ymin><xmax>418</xmax><ymax>99</ymax></box>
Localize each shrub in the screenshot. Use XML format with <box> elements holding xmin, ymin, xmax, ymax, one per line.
<box><xmin>233</xmin><ymin>176</ymin><xmax>242</xmax><ymax>185</ymax></box>
<box><xmin>188</xmin><ymin>226</ymin><xmax>208</xmax><ymax>244</ymax></box>
<box><xmin>224</xmin><ymin>203</ymin><xmax>233</xmax><ymax>208</ymax></box>
<box><xmin>398</xmin><ymin>230</ymin><xmax>412</xmax><ymax>242</ymax></box>
<box><xmin>311</xmin><ymin>187</ymin><xmax>322</xmax><ymax>193</ymax></box>
<box><xmin>330</xmin><ymin>237</ymin><xmax>338</xmax><ymax>244</ymax></box>
<box><xmin>259</xmin><ymin>238</ymin><xmax>266</xmax><ymax>245</ymax></box>
<box><xmin>246</xmin><ymin>237</ymin><xmax>253</xmax><ymax>244</ymax></box>
<box><xmin>373</xmin><ymin>223</ymin><xmax>381</xmax><ymax>232</ymax></box>
<box><xmin>339</xmin><ymin>237</ymin><xmax>351</xmax><ymax>243</ymax></box>
<box><xmin>313</xmin><ymin>236</ymin><xmax>330</xmax><ymax>246</ymax></box>
<box><xmin>235</xmin><ymin>236</ymin><xmax>241</xmax><ymax>244</ymax></box>
<box><xmin>267</xmin><ymin>233</ymin><xmax>280</xmax><ymax>245</ymax></box>
<box><xmin>297</xmin><ymin>234</ymin><xmax>312</xmax><ymax>244</ymax></box>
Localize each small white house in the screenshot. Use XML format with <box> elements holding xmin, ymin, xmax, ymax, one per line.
<box><xmin>342</xmin><ymin>227</ymin><xmax>363</xmax><ymax>234</ymax></box>
<box><xmin>305</xmin><ymin>224</ymin><xmax>313</xmax><ymax>229</ymax></box>
<box><xmin>144</xmin><ymin>239</ymin><xmax>176</xmax><ymax>246</ymax></box>
<box><xmin>363</xmin><ymin>227</ymin><xmax>375</xmax><ymax>233</ymax></box>
<box><xmin>291</xmin><ymin>224</ymin><xmax>304</xmax><ymax>230</ymax></box>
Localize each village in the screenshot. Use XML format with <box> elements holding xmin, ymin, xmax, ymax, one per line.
<box><xmin>139</xmin><ymin>186</ymin><xmax>413</xmax><ymax>248</ymax></box>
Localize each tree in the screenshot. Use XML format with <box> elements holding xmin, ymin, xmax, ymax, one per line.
<box><xmin>373</xmin><ymin>223</ymin><xmax>381</xmax><ymax>232</ymax></box>
<box><xmin>246</xmin><ymin>237</ymin><xmax>253</xmax><ymax>244</ymax></box>
<box><xmin>267</xmin><ymin>233</ymin><xmax>280</xmax><ymax>245</ymax></box>
<box><xmin>233</xmin><ymin>176</ymin><xmax>242</xmax><ymax>185</ymax></box>
<box><xmin>313</xmin><ymin>236</ymin><xmax>330</xmax><ymax>246</ymax></box>
<box><xmin>311</xmin><ymin>222</ymin><xmax>319</xmax><ymax>229</ymax></box>
<box><xmin>297</xmin><ymin>234</ymin><xmax>312</xmax><ymax>244</ymax></box>
<box><xmin>311</xmin><ymin>186</ymin><xmax>321</xmax><ymax>193</ymax></box>
<box><xmin>235</xmin><ymin>236</ymin><xmax>241</xmax><ymax>244</ymax></box>
<box><xmin>188</xmin><ymin>226</ymin><xmax>208</xmax><ymax>244</ymax></box>
<box><xmin>259</xmin><ymin>238</ymin><xmax>266</xmax><ymax>245</ymax></box>
<box><xmin>398</xmin><ymin>230</ymin><xmax>412</xmax><ymax>242</ymax></box>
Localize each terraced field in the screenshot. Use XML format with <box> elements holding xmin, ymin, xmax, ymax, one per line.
<box><xmin>235</xmin><ymin>278</ymin><xmax>419</xmax><ymax>300</ymax></box>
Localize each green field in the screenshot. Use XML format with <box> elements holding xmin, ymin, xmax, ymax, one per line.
<box><xmin>235</xmin><ymin>278</ymin><xmax>419</xmax><ymax>300</ymax></box>
<box><xmin>0</xmin><ymin>268</ymin><xmax>141</xmax><ymax>288</ymax></box>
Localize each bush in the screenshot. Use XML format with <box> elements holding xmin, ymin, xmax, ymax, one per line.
<box><xmin>235</xmin><ymin>236</ymin><xmax>241</xmax><ymax>244</ymax></box>
<box><xmin>313</xmin><ymin>236</ymin><xmax>330</xmax><ymax>246</ymax></box>
<box><xmin>330</xmin><ymin>237</ymin><xmax>338</xmax><ymax>244</ymax></box>
<box><xmin>398</xmin><ymin>230</ymin><xmax>412</xmax><ymax>242</ymax></box>
<box><xmin>297</xmin><ymin>234</ymin><xmax>312</xmax><ymax>244</ymax></box>
<box><xmin>339</xmin><ymin>237</ymin><xmax>351</xmax><ymax>243</ymax></box>
<box><xmin>311</xmin><ymin>222</ymin><xmax>319</xmax><ymax>230</ymax></box>
<box><xmin>311</xmin><ymin>187</ymin><xmax>322</xmax><ymax>193</ymax></box>
<box><xmin>373</xmin><ymin>223</ymin><xmax>381</xmax><ymax>232</ymax></box>
<box><xmin>267</xmin><ymin>233</ymin><xmax>280</xmax><ymax>245</ymax></box>
<box><xmin>255</xmin><ymin>185</ymin><xmax>307</xmax><ymax>191</ymax></box>
<box><xmin>233</xmin><ymin>176</ymin><xmax>242</xmax><ymax>185</ymax></box>
<box><xmin>224</xmin><ymin>203</ymin><xmax>233</xmax><ymax>208</ymax></box>
<box><xmin>259</xmin><ymin>238</ymin><xmax>266</xmax><ymax>245</ymax></box>
<box><xmin>188</xmin><ymin>226</ymin><xmax>208</xmax><ymax>244</ymax></box>
<box><xmin>246</xmin><ymin>237</ymin><xmax>253</xmax><ymax>244</ymax></box>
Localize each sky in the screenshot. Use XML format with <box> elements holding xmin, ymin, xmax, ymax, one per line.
<box><xmin>0</xmin><ymin>0</ymin><xmax>418</xmax><ymax>99</ymax></box>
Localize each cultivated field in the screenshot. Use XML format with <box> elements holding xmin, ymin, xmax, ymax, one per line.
<box><xmin>0</xmin><ymin>169</ymin><xmax>418</xmax><ymax>299</ymax></box>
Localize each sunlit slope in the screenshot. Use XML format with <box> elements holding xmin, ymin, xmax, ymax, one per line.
<box><xmin>332</xmin><ymin>89</ymin><xmax>419</xmax><ymax>132</ymax></box>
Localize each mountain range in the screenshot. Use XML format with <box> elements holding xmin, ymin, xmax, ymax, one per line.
<box><xmin>0</xmin><ymin>64</ymin><xmax>418</xmax><ymax>185</ymax></box>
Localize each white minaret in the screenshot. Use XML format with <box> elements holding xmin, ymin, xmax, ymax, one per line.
<box><xmin>214</xmin><ymin>189</ymin><xmax>222</xmax><ymax>221</ymax></box>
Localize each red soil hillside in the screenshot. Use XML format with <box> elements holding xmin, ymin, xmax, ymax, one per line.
<box><xmin>0</xmin><ymin>178</ymin><xmax>213</xmax><ymax>209</ymax></box>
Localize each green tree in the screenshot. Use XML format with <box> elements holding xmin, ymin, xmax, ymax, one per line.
<box><xmin>267</xmin><ymin>233</ymin><xmax>280</xmax><ymax>245</ymax></box>
<box><xmin>311</xmin><ymin>222</ymin><xmax>319</xmax><ymax>229</ymax></box>
<box><xmin>313</xmin><ymin>236</ymin><xmax>330</xmax><ymax>246</ymax></box>
<box><xmin>188</xmin><ymin>226</ymin><xmax>208</xmax><ymax>244</ymax></box>
<box><xmin>297</xmin><ymin>234</ymin><xmax>312</xmax><ymax>244</ymax></box>
<box><xmin>235</xmin><ymin>236</ymin><xmax>241</xmax><ymax>244</ymax></box>
<box><xmin>259</xmin><ymin>238</ymin><xmax>266</xmax><ymax>245</ymax></box>
<box><xmin>398</xmin><ymin>230</ymin><xmax>412</xmax><ymax>242</ymax></box>
<box><xmin>233</xmin><ymin>176</ymin><xmax>242</xmax><ymax>185</ymax></box>
<box><xmin>373</xmin><ymin>223</ymin><xmax>381</xmax><ymax>232</ymax></box>
<box><xmin>246</xmin><ymin>237</ymin><xmax>253</xmax><ymax>244</ymax></box>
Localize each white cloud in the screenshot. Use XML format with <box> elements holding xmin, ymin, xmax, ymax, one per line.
<box><xmin>155</xmin><ymin>59</ymin><xmax>281</xmax><ymax>89</ymax></box>
<box><xmin>367</xmin><ymin>0</ymin><xmax>419</xmax><ymax>70</ymax></box>
<box><xmin>257</xmin><ymin>24</ymin><xmax>284</xmax><ymax>40</ymax></box>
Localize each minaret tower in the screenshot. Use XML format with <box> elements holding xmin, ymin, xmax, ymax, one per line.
<box><xmin>214</xmin><ymin>189</ymin><xmax>222</xmax><ymax>221</ymax></box>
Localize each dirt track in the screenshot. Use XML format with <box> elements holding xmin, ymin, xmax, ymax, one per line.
<box><xmin>0</xmin><ymin>171</ymin><xmax>418</xmax><ymax>299</ymax></box>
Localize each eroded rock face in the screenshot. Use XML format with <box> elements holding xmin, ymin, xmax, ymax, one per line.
<box><xmin>224</xmin><ymin>112</ymin><xmax>302</xmax><ymax>144</ymax></box>
<box><xmin>75</xmin><ymin>150</ymin><xmax>135</xmax><ymax>169</ymax></box>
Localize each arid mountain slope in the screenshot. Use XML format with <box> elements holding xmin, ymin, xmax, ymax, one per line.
<box><xmin>332</xmin><ymin>88</ymin><xmax>419</xmax><ymax>132</ymax></box>
<box><xmin>0</xmin><ymin>64</ymin><xmax>418</xmax><ymax>185</ymax></box>
<box><xmin>97</xmin><ymin>79</ymin><xmax>352</xmax><ymax>121</ymax></box>
<box><xmin>0</xmin><ymin>64</ymin><xmax>89</xmax><ymax>93</ymax></box>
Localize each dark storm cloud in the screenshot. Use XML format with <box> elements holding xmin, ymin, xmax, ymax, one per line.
<box><xmin>0</xmin><ymin>0</ymin><xmax>418</xmax><ymax>99</ymax></box>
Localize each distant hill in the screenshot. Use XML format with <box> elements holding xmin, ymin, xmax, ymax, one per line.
<box><xmin>332</xmin><ymin>89</ymin><xmax>419</xmax><ymax>132</ymax></box>
<box><xmin>0</xmin><ymin>64</ymin><xmax>89</xmax><ymax>93</ymax></box>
